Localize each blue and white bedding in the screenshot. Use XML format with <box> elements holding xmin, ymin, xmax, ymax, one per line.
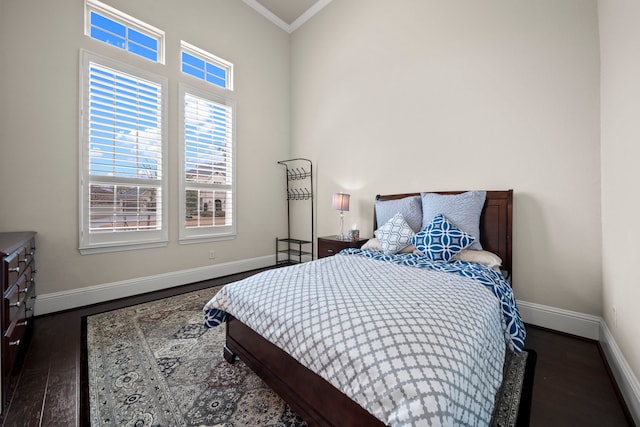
<box><xmin>203</xmin><ymin>250</ymin><xmax>525</xmax><ymax>426</ymax></box>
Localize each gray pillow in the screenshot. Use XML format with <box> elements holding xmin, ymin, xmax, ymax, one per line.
<box><xmin>375</xmin><ymin>196</ymin><xmax>422</xmax><ymax>233</ymax></box>
<box><xmin>420</xmin><ymin>191</ymin><xmax>486</xmax><ymax>250</ymax></box>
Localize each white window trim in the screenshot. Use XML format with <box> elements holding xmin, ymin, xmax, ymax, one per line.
<box><xmin>178</xmin><ymin>83</ymin><xmax>237</xmax><ymax>244</ymax></box>
<box><xmin>181</xmin><ymin>41</ymin><xmax>234</xmax><ymax>91</ymax></box>
<box><xmin>79</xmin><ymin>49</ymin><xmax>169</xmax><ymax>254</ymax></box>
<box><xmin>85</xmin><ymin>0</ymin><xmax>166</xmax><ymax>64</ymax></box>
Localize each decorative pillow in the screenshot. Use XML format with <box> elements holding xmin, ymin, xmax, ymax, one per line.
<box><xmin>375</xmin><ymin>196</ymin><xmax>422</xmax><ymax>232</ymax></box>
<box><xmin>374</xmin><ymin>213</ymin><xmax>416</xmax><ymax>255</ymax></box>
<box><xmin>361</xmin><ymin>238</ymin><xmax>383</xmax><ymax>251</ymax></box>
<box><xmin>454</xmin><ymin>249</ymin><xmax>502</xmax><ymax>270</ymax></box>
<box><xmin>400</xmin><ymin>244</ymin><xmax>418</xmax><ymax>254</ymax></box>
<box><xmin>361</xmin><ymin>238</ymin><xmax>416</xmax><ymax>254</ymax></box>
<box><xmin>421</xmin><ymin>191</ymin><xmax>486</xmax><ymax>250</ymax></box>
<box><xmin>411</xmin><ymin>214</ymin><xmax>475</xmax><ymax>262</ymax></box>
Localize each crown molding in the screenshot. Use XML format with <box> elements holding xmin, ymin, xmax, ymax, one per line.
<box><xmin>242</xmin><ymin>0</ymin><xmax>332</xmax><ymax>34</ymax></box>
<box><xmin>289</xmin><ymin>0</ymin><xmax>332</xmax><ymax>33</ymax></box>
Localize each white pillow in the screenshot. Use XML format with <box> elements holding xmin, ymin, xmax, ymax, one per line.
<box><xmin>361</xmin><ymin>238</ymin><xmax>416</xmax><ymax>254</ymax></box>
<box><xmin>361</xmin><ymin>238</ymin><xmax>382</xmax><ymax>251</ymax></box>
<box><xmin>453</xmin><ymin>249</ymin><xmax>502</xmax><ymax>270</ymax></box>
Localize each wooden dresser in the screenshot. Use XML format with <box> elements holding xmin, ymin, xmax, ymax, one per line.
<box><xmin>0</xmin><ymin>232</ymin><xmax>36</xmax><ymax>412</ymax></box>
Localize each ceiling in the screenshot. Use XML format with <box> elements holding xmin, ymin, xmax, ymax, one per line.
<box><xmin>242</xmin><ymin>0</ymin><xmax>332</xmax><ymax>33</ymax></box>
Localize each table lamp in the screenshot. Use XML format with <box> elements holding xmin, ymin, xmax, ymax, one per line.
<box><xmin>332</xmin><ymin>192</ymin><xmax>350</xmax><ymax>240</ymax></box>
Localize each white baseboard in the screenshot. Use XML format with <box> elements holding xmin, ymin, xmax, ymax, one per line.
<box><xmin>34</xmin><ymin>255</ymin><xmax>274</xmax><ymax>316</ymax></box>
<box><xmin>518</xmin><ymin>299</ymin><xmax>639</xmax><ymax>423</ymax></box>
<box><xmin>517</xmin><ymin>299</ymin><xmax>601</xmax><ymax>340</ymax></box>
<box><xmin>599</xmin><ymin>322</ymin><xmax>640</xmax><ymax>425</ymax></box>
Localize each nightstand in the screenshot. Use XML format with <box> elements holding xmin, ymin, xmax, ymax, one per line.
<box><xmin>317</xmin><ymin>236</ymin><xmax>368</xmax><ymax>258</ymax></box>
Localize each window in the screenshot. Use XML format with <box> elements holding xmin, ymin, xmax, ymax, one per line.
<box><xmin>181</xmin><ymin>41</ymin><xmax>233</xmax><ymax>90</ymax></box>
<box><xmin>81</xmin><ymin>3</ymin><xmax>237</xmax><ymax>249</ymax></box>
<box><xmin>179</xmin><ymin>84</ymin><xmax>236</xmax><ymax>242</ymax></box>
<box><xmin>79</xmin><ymin>50</ymin><xmax>168</xmax><ymax>253</ymax></box>
<box><xmin>85</xmin><ymin>0</ymin><xmax>165</xmax><ymax>63</ymax></box>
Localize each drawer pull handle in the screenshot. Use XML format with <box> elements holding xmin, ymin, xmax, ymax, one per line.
<box><xmin>27</xmin><ymin>307</ymin><xmax>33</xmax><ymax>313</ymax></box>
<box><xmin>10</xmin><ymin>301</ymin><xmax>21</xmax><ymax>308</ymax></box>
<box><xmin>9</xmin><ymin>266</ymin><xmax>19</xmax><ymax>273</ymax></box>
<box><xmin>29</xmin><ymin>250</ymin><xmax>35</xmax><ymax>256</ymax></box>
<box><xmin>327</xmin><ymin>249</ymin><xmax>334</xmax><ymax>253</ymax></box>
<box><xmin>20</xmin><ymin>286</ymin><xmax>30</xmax><ymax>294</ymax></box>
<box><xmin>9</xmin><ymin>339</ymin><xmax>20</xmax><ymax>346</ymax></box>
<box><xmin>17</xmin><ymin>321</ymin><xmax>28</xmax><ymax>327</ymax></box>
<box><xmin>19</xmin><ymin>256</ymin><xmax>29</xmax><ymax>264</ymax></box>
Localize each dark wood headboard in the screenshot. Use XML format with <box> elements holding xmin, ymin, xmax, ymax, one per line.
<box><xmin>374</xmin><ymin>190</ymin><xmax>513</xmax><ymax>277</ymax></box>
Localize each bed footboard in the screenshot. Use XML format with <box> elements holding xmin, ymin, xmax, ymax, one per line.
<box><xmin>224</xmin><ymin>316</ymin><xmax>384</xmax><ymax>427</ymax></box>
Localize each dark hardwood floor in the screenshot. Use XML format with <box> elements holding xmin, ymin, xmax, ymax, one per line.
<box><xmin>0</xmin><ymin>269</ymin><xmax>634</xmax><ymax>427</ymax></box>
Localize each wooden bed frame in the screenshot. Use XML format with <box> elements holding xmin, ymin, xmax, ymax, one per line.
<box><xmin>224</xmin><ymin>190</ymin><xmax>515</xmax><ymax>427</ymax></box>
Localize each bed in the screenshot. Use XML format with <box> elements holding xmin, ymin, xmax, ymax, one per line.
<box><xmin>203</xmin><ymin>190</ymin><xmax>533</xmax><ymax>426</ymax></box>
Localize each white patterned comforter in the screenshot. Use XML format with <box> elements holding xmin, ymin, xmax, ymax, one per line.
<box><xmin>203</xmin><ymin>253</ymin><xmax>515</xmax><ymax>426</ymax></box>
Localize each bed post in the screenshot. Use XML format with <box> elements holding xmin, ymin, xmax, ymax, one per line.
<box><xmin>223</xmin><ymin>320</ymin><xmax>237</xmax><ymax>363</ymax></box>
<box><xmin>223</xmin><ymin>345</ymin><xmax>237</xmax><ymax>364</ymax></box>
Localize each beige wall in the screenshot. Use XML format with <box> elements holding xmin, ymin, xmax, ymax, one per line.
<box><xmin>599</xmin><ymin>0</ymin><xmax>640</xmax><ymax>390</ymax></box>
<box><xmin>0</xmin><ymin>0</ymin><xmax>291</xmax><ymax>294</ymax></box>
<box><xmin>291</xmin><ymin>0</ymin><xmax>603</xmax><ymax>314</ymax></box>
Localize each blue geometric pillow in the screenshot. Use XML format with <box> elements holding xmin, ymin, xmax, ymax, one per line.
<box><xmin>374</xmin><ymin>212</ymin><xmax>415</xmax><ymax>255</ymax></box>
<box><xmin>411</xmin><ymin>214</ymin><xmax>475</xmax><ymax>262</ymax></box>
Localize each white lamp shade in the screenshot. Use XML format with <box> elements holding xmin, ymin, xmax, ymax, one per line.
<box><xmin>332</xmin><ymin>193</ymin><xmax>350</xmax><ymax>211</ymax></box>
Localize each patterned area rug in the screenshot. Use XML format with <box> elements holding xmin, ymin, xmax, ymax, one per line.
<box><xmin>86</xmin><ymin>286</ymin><xmax>307</xmax><ymax>427</ymax></box>
<box><xmin>86</xmin><ymin>284</ymin><xmax>533</xmax><ymax>426</ymax></box>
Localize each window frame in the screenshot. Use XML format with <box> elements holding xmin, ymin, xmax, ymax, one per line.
<box><xmin>180</xmin><ymin>41</ymin><xmax>234</xmax><ymax>91</ymax></box>
<box><xmin>79</xmin><ymin>49</ymin><xmax>169</xmax><ymax>254</ymax></box>
<box><xmin>178</xmin><ymin>83</ymin><xmax>237</xmax><ymax>244</ymax></box>
<box><xmin>85</xmin><ymin>0</ymin><xmax>165</xmax><ymax>64</ymax></box>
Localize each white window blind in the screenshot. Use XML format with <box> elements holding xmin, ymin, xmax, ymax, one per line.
<box><xmin>179</xmin><ymin>84</ymin><xmax>236</xmax><ymax>242</ymax></box>
<box><xmin>80</xmin><ymin>50</ymin><xmax>168</xmax><ymax>253</ymax></box>
<box><xmin>88</xmin><ymin>64</ymin><xmax>162</xmax><ymax>182</ymax></box>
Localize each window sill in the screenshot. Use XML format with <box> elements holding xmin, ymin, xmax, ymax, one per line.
<box><xmin>79</xmin><ymin>240</ymin><xmax>168</xmax><ymax>255</ymax></box>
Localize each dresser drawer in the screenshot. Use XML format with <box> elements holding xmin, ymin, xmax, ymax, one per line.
<box><xmin>5</xmin><ymin>275</ymin><xmax>34</xmax><ymax>323</ymax></box>
<box><xmin>3</xmin><ymin>244</ymin><xmax>34</xmax><ymax>287</ymax></box>
<box><xmin>3</xmin><ymin>313</ymin><xmax>27</xmax><ymax>374</ymax></box>
<box><xmin>0</xmin><ymin>231</ymin><xmax>37</xmax><ymax>412</ymax></box>
<box><xmin>317</xmin><ymin>236</ymin><xmax>368</xmax><ymax>258</ymax></box>
<box><xmin>21</xmin><ymin>263</ymin><xmax>35</xmax><ymax>295</ymax></box>
<box><xmin>4</xmin><ymin>251</ymin><xmax>21</xmax><ymax>286</ymax></box>
<box><xmin>23</xmin><ymin>284</ymin><xmax>36</xmax><ymax>325</ymax></box>
<box><xmin>4</xmin><ymin>283</ymin><xmax>23</xmax><ymax>322</ymax></box>
<box><xmin>318</xmin><ymin>241</ymin><xmax>346</xmax><ymax>258</ymax></box>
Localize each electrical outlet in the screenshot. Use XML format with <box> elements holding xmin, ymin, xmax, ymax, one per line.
<box><xmin>209</xmin><ymin>250</ymin><xmax>215</xmax><ymax>259</ymax></box>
